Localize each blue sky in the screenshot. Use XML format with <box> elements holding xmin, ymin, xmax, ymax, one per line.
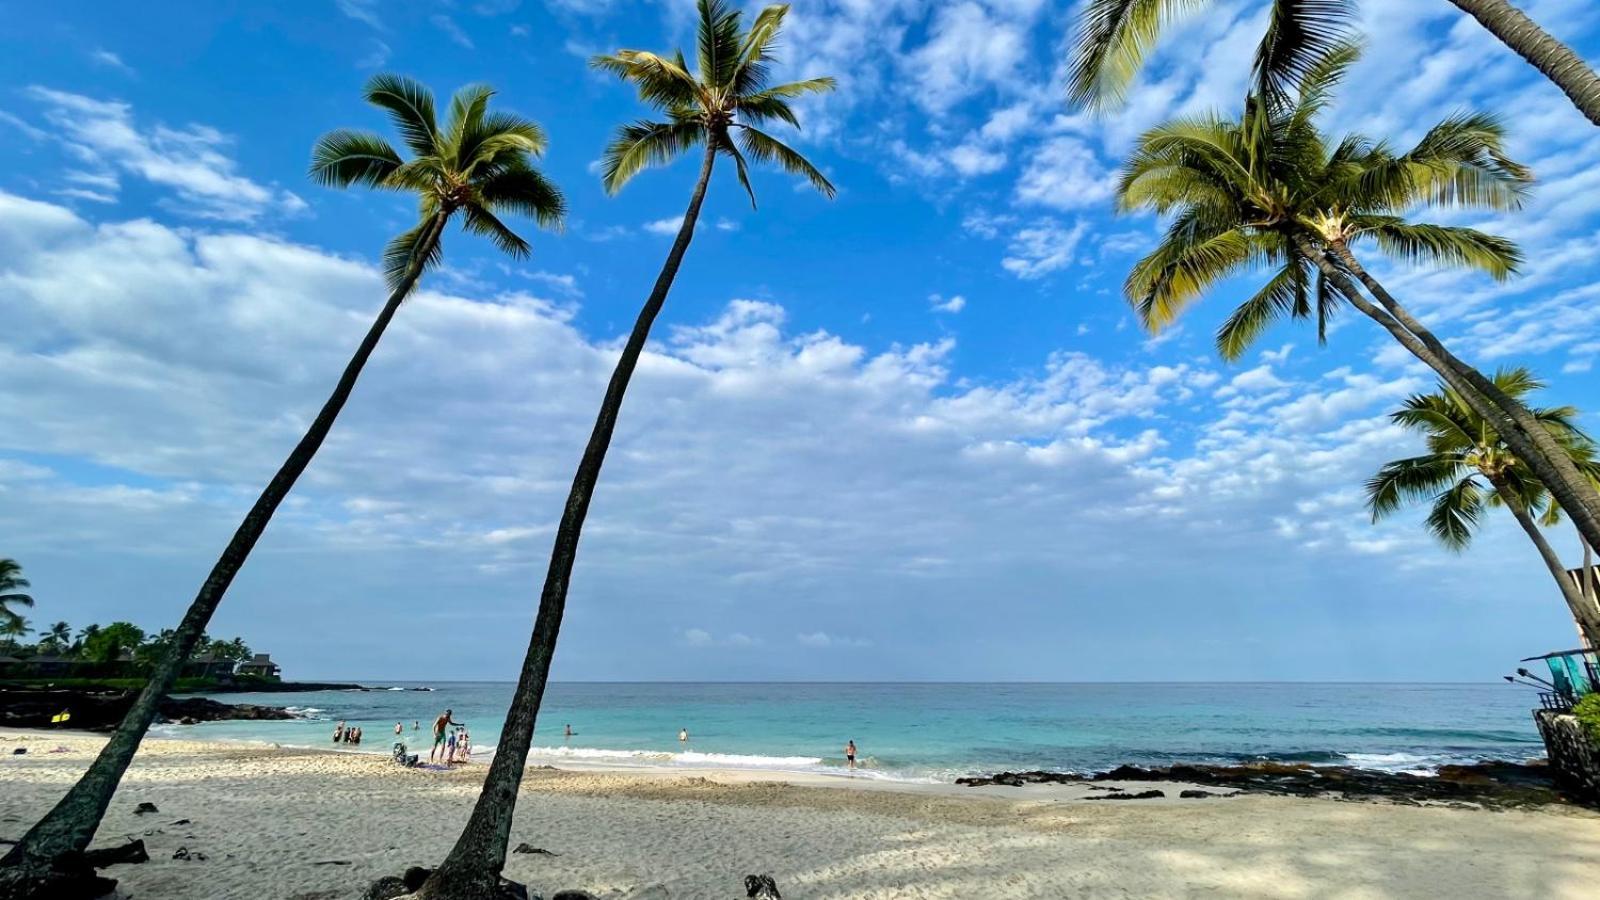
<box><xmin>2</xmin><ymin>0</ymin><xmax>1599</xmax><ymax>681</ymax></box>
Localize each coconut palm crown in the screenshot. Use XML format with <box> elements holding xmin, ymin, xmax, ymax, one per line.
<box><xmin>1116</xmin><ymin>42</ymin><xmax>1529</xmax><ymax>360</ymax></box>
<box><xmin>0</xmin><ymin>558</ymin><xmax>33</xmax><ymax>632</ymax></box>
<box><xmin>592</xmin><ymin>0</ymin><xmax>836</xmax><ymax>207</ymax></box>
<box><xmin>1367</xmin><ymin>368</ymin><xmax>1599</xmax><ymax>549</ymax></box>
<box><xmin>311</xmin><ymin>73</ymin><xmax>566</xmax><ymax>285</ymax></box>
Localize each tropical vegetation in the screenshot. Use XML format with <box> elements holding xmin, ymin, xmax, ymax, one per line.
<box><xmin>1070</xmin><ymin>0</ymin><xmax>1600</xmax><ymax>558</ymax></box>
<box><xmin>1366</xmin><ymin>369</ymin><xmax>1600</xmax><ymax>645</ymax></box>
<box><xmin>1065</xmin><ymin>0</ymin><xmax>1600</xmax><ymax>127</ymax></box>
<box><xmin>0</xmin><ymin>75</ymin><xmax>566</xmax><ymax>893</ymax></box>
<box><xmin>411</xmin><ymin>3</ymin><xmax>834</xmax><ymax>897</ymax></box>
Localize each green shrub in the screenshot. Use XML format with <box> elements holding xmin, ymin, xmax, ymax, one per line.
<box><xmin>1573</xmin><ymin>693</ymin><xmax>1600</xmax><ymax>743</ymax></box>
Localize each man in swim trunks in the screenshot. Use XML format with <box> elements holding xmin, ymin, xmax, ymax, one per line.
<box><xmin>845</xmin><ymin>739</ymin><xmax>856</xmax><ymax>769</ymax></box>
<box><xmin>431</xmin><ymin>708</ymin><xmax>463</xmax><ymax>763</ymax></box>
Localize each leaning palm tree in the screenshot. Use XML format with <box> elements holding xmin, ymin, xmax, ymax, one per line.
<box><xmin>409</xmin><ymin>4</ymin><xmax>833</xmax><ymax>898</ymax></box>
<box><xmin>1067</xmin><ymin>0</ymin><xmax>1600</xmax><ymax>127</ymax></box>
<box><xmin>1367</xmin><ymin>369</ymin><xmax>1600</xmax><ymax>645</ymax></box>
<box><xmin>0</xmin><ymin>559</ymin><xmax>33</xmax><ymax>633</ymax></box>
<box><xmin>0</xmin><ymin>75</ymin><xmax>564</xmax><ymax>897</ymax></box>
<box><xmin>1114</xmin><ymin>40</ymin><xmax>1600</xmax><ymax>572</ymax></box>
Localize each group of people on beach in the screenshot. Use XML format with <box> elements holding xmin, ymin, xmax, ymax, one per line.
<box><xmin>331</xmin><ymin>721</ymin><xmax>363</xmax><ymax>745</ymax></box>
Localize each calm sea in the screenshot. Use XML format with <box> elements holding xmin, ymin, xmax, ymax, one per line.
<box><xmin>154</xmin><ymin>682</ymin><xmax>1546</xmax><ymax>783</ymax></box>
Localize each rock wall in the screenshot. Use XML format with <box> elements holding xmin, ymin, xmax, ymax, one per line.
<box><xmin>1534</xmin><ymin>709</ymin><xmax>1600</xmax><ymax>806</ymax></box>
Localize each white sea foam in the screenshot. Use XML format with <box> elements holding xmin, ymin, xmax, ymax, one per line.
<box><xmin>504</xmin><ymin>745</ymin><xmax>941</xmax><ymax>783</ymax></box>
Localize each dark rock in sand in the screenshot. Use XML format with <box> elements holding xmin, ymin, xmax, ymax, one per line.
<box><xmin>1179</xmin><ymin>789</ymin><xmax>1226</xmax><ymax>799</ymax></box>
<box><xmin>959</xmin><ymin>759</ymin><xmax>1571</xmax><ymax>809</ymax></box>
<box><xmin>513</xmin><ymin>842</ymin><xmax>560</xmax><ymax>856</ymax></box>
<box><xmin>362</xmin><ymin>875</ymin><xmax>411</xmax><ymax>900</ymax></box>
<box><xmin>744</xmin><ymin>874</ymin><xmax>782</xmax><ymax>898</ymax></box>
<box><xmin>552</xmin><ymin>891</ymin><xmax>599</xmax><ymax>900</ymax></box>
<box><xmin>79</xmin><ymin>839</ymin><xmax>149</xmax><ymax>868</ymax></box>
<box><xmin>133</xmin><ymin>802</ymin><xmax>158</xmax><ymax>815</ymax></box>
<box><xmin>1087</xmin><ymin>789</ymin><xmax>1165</xmax><ymax>801</ymax></box>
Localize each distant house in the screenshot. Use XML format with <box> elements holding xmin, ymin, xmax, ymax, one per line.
<box><xmin>236</xmin><ymin>653</ymin><xmax>281</xmax><ymax>679</ymax></box>
<box><xmin>182</xmin><ymin>653</ymin><xmax>237</xmax><ymax>679</ymax></box>
<box><xmin>24</xmin><ymin>654</ymin><xmax>81</xmax><ymax>677</ymax></box>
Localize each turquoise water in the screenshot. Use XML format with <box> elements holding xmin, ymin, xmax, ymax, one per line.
<box><xmin>154</xmin><ymin>682</ymin><xmax>1546</xmax><ymax>783</ymax></box>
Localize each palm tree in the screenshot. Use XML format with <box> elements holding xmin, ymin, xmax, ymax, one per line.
<box><xmin>1367</xmin><ymin>369</ymin><xmax>1600</xmax><ymax>645</ymax></box>
<box><xmin>409</xmin><ymin>5</ymin><xmax>834</xmax><ymax>898</ymax></box>
<box><xmin>40</xmin><ymin>622</ymin><xmax>70</xmax><ymax>654</ymax></box>
<box><xmin>0</xmin><ymin>75</ymin><xmax>565</xmax><ymax>896</ymax></box>
<box><xmin>0</xmin><ymin>559</ymin><xmax>34</xmax><ymax>633</ymax></box>
<box><xmin>1114</xmin><ymin>41</ymin><xmax>1600</xmax><ymax>571</ymax></box>
<box><xmin>0</xmin><ymin>615</ymin><xmax>28</xmax><ymax>651</ymax></box>
<box><xmin>1066</xmin><ymin>0</ymin><xmax>1600</xmax><ymax>127</ymax></box>
<box><xmin>1077</xmin><ymin>2</ymin><xmax>1600</xmax><ymax>568</ymax></box>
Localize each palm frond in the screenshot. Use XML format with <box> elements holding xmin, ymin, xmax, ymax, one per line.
<box><xmin>599</xmin><ymin>119</ymin><xmax>707</xmax><ymax>194</ymax></box>
<box><xmin>1362</xmin><ymin>221</ymin><xmax>1522</xmax><ymax>281</ymax></box>
<box><xmin>1366</xmin><ymin>454</ymin><xmax>1470</xmax><ymax>521</ymax></box>
<box><xmin>478</xmin><ymin>162</ymin><xmax>567</xmax><ymax>229</ymax></box>
<box><xmin>364</xmin><ymin>73</ymin><xmax>439</xmax><ymax>157</ymax></box>
<box><xmin>308</xmin><ymin>129</ymin><xmax>403</xmax><ymax>188</ymax></box>
<box><xmin>735</xmin><ymin>125</ymin><xmax>835</xmax><ymax>197</ymax></box>
<box><xmin>1427</xmin><ymin>476</ymin><xmax>1485</xmax><ymax>550</ymax></box>
<box><xmin>591</xmin><ymin>50</ymin><xmax>703</xmax><ymax>111</ymax></box>
<box><xmin>1066</xmin><ymin>0</ymin><xmax>1210</xmax><ymax>112</ymax></box>
<box><xmin>697</xmin><ymin>0</ymin><xmax>744</xmax><ymax>89</ymax></box>
<box><xmin>1253</xmin><ymin>0</ymin><xmax>1358</xmax><ymax>109</ymax></box>
<box><xmin>1216</xmin><ymin>257</ymin><xmax>1308</xmax><ymax>360</ymax></box>
<box><xmin>461</xmin><ymin>204</ymin><xmax>531</xmax><ymax>259</ymax></box>
<box><xmin>442</xmin><ymin>83</ymin><xmax>495</xmax><ymax>164</ymax></box>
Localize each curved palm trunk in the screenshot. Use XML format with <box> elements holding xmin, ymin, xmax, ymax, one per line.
<box><xmin>1325</xmin><ymin>241</ymin><xmax>1600</xmax><ymax>556</ymax></box>
<box><xmin>0</xmin><ymin>212</ymin><xmax>448</xmax><ymax>896</ymax></box>
<box><xmin>1488</xmin><ymin>475</ymin><xmax>1600</xmax><ymax>646</ymax></box>
<box><xmin>1446</xmin><ymin>0</ymin><xmax>1600</xmax><ymax>128</ymax></box>
<box><xmin>415</xmin><ymin>144</ymin><xmax>718</xmax><ymax>900</ymax></box>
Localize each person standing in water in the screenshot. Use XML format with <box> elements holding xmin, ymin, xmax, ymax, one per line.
<box><xmin>431</xmin><ymin>708</ymin><xmax>463</xmax><ymax>763</ymax></box>
<box><xmin>394</xmin><ymin>722</ymin><xmax>403</xmax><ymax>735</ymax></box>
<box><xmin>845</xmin><ymin>740</ymin><xmax>857</xmax><ymax>769</ymax></box>
<box><xmin>678</xmin><ymin>728</ymin><xmax>689</xmax><ymax>744</ymax></box>
<box><xmin>564</xmin><ymin>724</ymin><xmax>573</xmax><ymax>739</ymax></box>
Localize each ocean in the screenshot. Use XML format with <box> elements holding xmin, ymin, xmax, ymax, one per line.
<box><xmin>153</xmin><ymin>681</ymin><xmax>1547</xmax><ymax>783</ymax></box>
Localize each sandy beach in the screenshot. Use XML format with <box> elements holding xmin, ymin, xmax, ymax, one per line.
<box><xmin>2</xmin><ymin>730</ymin><xmax>1598</xmax><ymax>899</ymax></box>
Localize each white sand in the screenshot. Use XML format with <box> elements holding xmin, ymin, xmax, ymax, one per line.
<box><xmin>3</xmin><ymin>729</ymin><xmax>1599</xmax><ymax>899</ymax></box>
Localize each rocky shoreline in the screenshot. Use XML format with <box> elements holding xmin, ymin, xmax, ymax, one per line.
<box><xmin>957</xmin><ymin>759</ymin><xmax>1575</xmax><ymax>809</ymax></box>
<box><xmin>0</xmin><ymin>688</ymin><xmax>296</xmax><ymax>732</ymax></box>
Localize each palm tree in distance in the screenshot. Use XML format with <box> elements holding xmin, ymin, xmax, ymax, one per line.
<box><xmin>408</xmin><ymin>4</ymin><xmax>834</xmax><ymax>898</ymax></box>
<box><xmin>0</xmin><ymin>616</ymin><xmax>28</xmax><ymax>651</ymax></box>
<box><xmin>1066</xmin><ymin>0</ymin><xmax>1600</xmax><ymax>127</ymax></box>
<box><xmin>1113</xmin><ymin>40</ymin><xmax>1600</xmax><ymax>570</ymax></box>
<box><xmin>0</xmin><ymin>559</ymin><xmax>32</xmax><ymax>634</ymax></box>
<box><xmin>0</xmin><ymin>75</ymin><xmax>565</xmax><ymax>898</ymax></box>
<box><xmin>41</xmin><ymin>622</ymin><xmax>71</xmax><ymax>654</ymax></box>
<box><xmin>1367</xmin><ymin>369</ymin><xmax>1600</xmax><ymax>645</ymax></box>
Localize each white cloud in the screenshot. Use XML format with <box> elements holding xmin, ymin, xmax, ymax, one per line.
<box><xmin>431</xmin><ymin>15</ymin><xmax>475</xmax><ymax>49</ymax></box>
<box><xmin>947</xmin><ymin>142</ymin><xmax>1007</xmax><ymax>176</ymax></box>
<box><xmin>929</xmin><ymin>293</ymin><xmax>967</xmax><ymax>314</ymax></box>
<box><xmin>904</xmin><ymin>2</ymin><xmax>1033</xmax><ymax>114</ymax></box>
<box><xmin>796</xmin><ymin>631</ymin><xmax>872</xmax><ymax>648</ymax></box>
<box><xmin>643</xmin><ymin>216</ymin><xmax>684</xmax><ymax>235</ymax></box>
<box><xmin>1014</xmin><ymin>136</ymin><xmax>1113</xmax><ymax>210</ymax></box>
<box><xmin>1001</xmin><ymin>218</ymin><xmax>1089</xmax><ymax>279</ymax></box>
<box><xmin>90</xmin><ymin>50</ymin><xmax>133</xmax><ymax>73</ymax></box>
<box><xmin>25</xmin><ymin>88</ymin><xmax>303</xmax><ymax>222</ymax></box>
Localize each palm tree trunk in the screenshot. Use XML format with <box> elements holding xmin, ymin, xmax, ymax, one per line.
<box><xmin>416</xmin><ymin>144</ymin><xmax>719</xmax><ymax>900</ymax></box>
<box><xmin>0</xmin><ymin>212</ymin><xmax>448</xmax><ymax>894</ymax></box>
<box><xmin>1489</xmin><ymin>475</ymin><xmax>1600</xmax><ymax>646</ymax></box>
<box><xmin>1446</xmin><ymin>0</ymin><xmax>1600</xmax><ymax>127</ymax></box>
<box><xmin>1324</xmin><ymin>240</ymin><xmax>1600</xmax><ymax>557</ymax></box>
